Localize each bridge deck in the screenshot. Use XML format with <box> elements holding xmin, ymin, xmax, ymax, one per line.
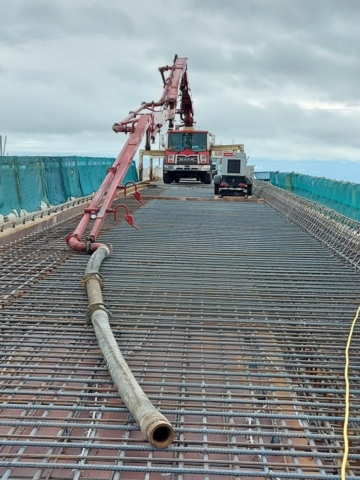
<box><xmin>0</xmin><ymin>183</ymin><xmax>360</xmax><ymax>479</ymax></box>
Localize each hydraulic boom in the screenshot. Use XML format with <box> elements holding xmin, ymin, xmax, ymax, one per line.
<box><xmin>66</xmin><ymin>54</ymin><xmax>193</xmax><ymax>253</ymax></box>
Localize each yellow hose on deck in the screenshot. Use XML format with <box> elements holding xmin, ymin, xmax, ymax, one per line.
<box><xmin>341</xmin><ymin>306</ymin><xmax>360</xmax><ymax>479</ymax></box>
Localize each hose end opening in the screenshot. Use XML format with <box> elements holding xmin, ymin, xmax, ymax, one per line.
<box><xmin>149</xmin><ymin>423</ymin><xmax>175</xmax><ymax>449</ymax></box>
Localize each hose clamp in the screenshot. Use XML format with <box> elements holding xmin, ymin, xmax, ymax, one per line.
<box><xmin>85</xmin><ymin>302</ymin><xmax>112</xmax><ymax>323</ymax></box>
<box><xmin>81</xmin><ymin>272</ymin><xmax>105</xmax><ymax>289</ymax></box>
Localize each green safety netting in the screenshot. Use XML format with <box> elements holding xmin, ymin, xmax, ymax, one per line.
<box><xmin>17</xmin><ymin>156</ymin><xmax>48</xmax><ymax>213</ymax></box>
<box><xmin>43</xmin><ymin>157</ymin><xmax>68</xmax><ymax>206</ymax></box>
<box><xmin>0</xmin><ymin>157</ymin><xmax>21</xmax><ymax>215</ymax></box>
<box><xmin>60</xmin><ymin>156</ymin><xmax>84</xmax><ymax>199</ymax></box>
<box><xmin>0</xmin><ymin>156</ymin><xmax>138</xmax><ymax>216</ymax></box>
<box><xmin>270</xmin><ymin>171</ymin><xmax>360</xmax><ymax>221</ymax></box>
<box><xmin>270</xmin><ymin>172</ymin><xmax>293</xmax><ymax>190</ymax></box>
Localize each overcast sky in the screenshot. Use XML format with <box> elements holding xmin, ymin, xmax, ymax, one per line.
<box><xmin>1</xmin><ymin>0</ymin><xmax>360</xmax><ymax>180</ymax></box>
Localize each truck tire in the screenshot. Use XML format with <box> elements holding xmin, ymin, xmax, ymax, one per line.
<box><xmin>175</xmin><ymin>177</ymin><xmax>180</xmax><ymax>183</ymax></box>
<box><xmin>247</xmin><ymin>184</ymin><xmax>253</xmax><ymax>196</ymax></box>
<box><xmin>203</xmin><ymin>173</ymin><xmax>212</xmax><ymax>184</ymax></box>
<box><xmin>163</xmin><ymin>172</ymin><xmax>172</xmax><ymax>184</ymax></box>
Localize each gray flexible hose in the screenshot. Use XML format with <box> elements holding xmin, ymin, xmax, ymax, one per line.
<box><xmin>83</xmin><ymin>245</ymin><xmax>174</xmax><ymax>448</ymax></box>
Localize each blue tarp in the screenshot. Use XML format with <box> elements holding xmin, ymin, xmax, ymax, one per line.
<box><xmin>0</xmin><ymin>157</ymin><xmax>21</xmax><ymax>214</ymax></box>
<box><xmin>270</xmin><ymin>171</ymin><xmax>360</xmax><ymax>221</ymax></box>
<box><xmin>43</xmin><ymin>157</ymin><xmax>68</xmax><ymax>206</ymax></box>
<box><xmin>17</xmin><ymin>157</ymin><xmax>47</xmax><ymax>212</ymax></box>
<box><xmin>0</xmin><ymin>156</ymin><xmax>138</xmax><ymax>216</ymax></box>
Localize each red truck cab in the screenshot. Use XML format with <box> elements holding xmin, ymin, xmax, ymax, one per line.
<box><xmin>163</xmin><ymin>128</ymin><xmax>215</xmax><ymax>184</ymax></box>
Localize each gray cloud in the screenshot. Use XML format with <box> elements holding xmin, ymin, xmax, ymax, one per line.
<box><xmin>0</xmin><ymin>0</ymin><xmax>360</xmax><ymax>177</ymax></box>
<box><xmin>0</xmin><ymin>1</ymin><xmax>135</xmax><ymax>45</ymax></box>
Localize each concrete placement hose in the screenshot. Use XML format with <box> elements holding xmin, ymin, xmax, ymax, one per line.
<box><xmin>83</xmin><ymin>245</ymin><xmax>175</xmax><ymax>448</ymax></box>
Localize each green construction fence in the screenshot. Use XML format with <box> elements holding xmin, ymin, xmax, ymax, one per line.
<box><xmin>269</xmin><ymin>172</ymin><xmax>360</xmax><ymax>221</ymax></box>
<box><xmin>0</xmin><ymin>156</ymin><xmax>138</xmax><ymax>217</ymax></box>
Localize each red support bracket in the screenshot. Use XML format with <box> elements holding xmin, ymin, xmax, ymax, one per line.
<box><xmin>106</xmin><ymin>204</ymin><xmax>139</xmax><ymax>230</ymax></box>
<box><xmin>123</xmin><ymin>181</ymin><xmax>145</xmax><ymax>205</ymax></box>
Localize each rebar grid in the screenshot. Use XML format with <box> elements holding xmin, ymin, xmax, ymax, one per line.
<box><xmin>253</xmin><ymin>181</ymin><xmax>360</xmax><ymax>269</ymax></box>
<box><xmin>0</xmin><ymin>185</ymin><xmax>359</xmax><ymax>479</ymax></box>
<box><xmin>0</xmin><ymin>189</ymin><xmax>160</xmax><ymax>310</ymax></box>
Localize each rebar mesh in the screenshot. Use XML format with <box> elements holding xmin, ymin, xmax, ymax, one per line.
<box><xmin>0</xmin><ymin>185</ymin><xmax>359</xmax><ymax>478</ymax></box>
<box><xmin>254</xmin><ymin>180</ymin><xmax>360</xmax><ymax>269</ymax></box>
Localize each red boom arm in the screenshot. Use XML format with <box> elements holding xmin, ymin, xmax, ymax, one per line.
<box><xmin>66</xmin><ymin>55</ymin><xmax>193</xmax><ymax>253</ymax></box>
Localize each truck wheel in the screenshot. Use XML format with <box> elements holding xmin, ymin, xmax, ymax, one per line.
<box><xmin>203</xmin><ymin>173</ymin><xmax>211</xmax><ymax>184</ymax></box>
<box><xmin>247</xmin><ymin>184</ymin><xmax>253</xmax><ymax>196</ymax></box>
<box><xmin>163</xmin><ymin>173</ymin><xmax>172</xmax><ymax>184</ymax></box>
<box><xmin>175</xmin><ymin>177</ymin><xmax>180</xmax><ymax>183</ymax></box>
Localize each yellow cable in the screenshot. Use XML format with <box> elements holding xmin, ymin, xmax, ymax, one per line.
<box><xmin>341</xmin><ymin>305</ymin><xmax>360</xmax><ymax>480</ymax></box>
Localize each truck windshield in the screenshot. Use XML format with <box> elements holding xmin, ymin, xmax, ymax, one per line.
<box><xmin>168</xmin><ymin>132</ymin><xmax>207</xmax><ymax>152</ymax></box>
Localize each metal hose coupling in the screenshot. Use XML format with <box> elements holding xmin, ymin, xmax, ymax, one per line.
<box><xmin>83</xmin><ymin>245</ymin><xmax>175</xmax><ymax>448</ymax></box>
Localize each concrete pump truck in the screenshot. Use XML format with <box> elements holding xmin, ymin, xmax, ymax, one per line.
<box><xmin>67</xmin><ymin>54</ymin><xmax>246</xmax><ymax>253</ymax></box>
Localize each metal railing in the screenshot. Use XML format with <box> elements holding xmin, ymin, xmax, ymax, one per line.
<box><xmin>0</xmin><ymin>195</ymin><xmax>95</xmax><ymax>232</ymax></box>
<box><xmin>254</xmin><ymin>180</ymin><xmax>360</xmax><ymax>270</ymax></box>
<box><xmin>0</xmin><ymin>180</ymin><xmax>152</xmax><ymax>233</ymax></box>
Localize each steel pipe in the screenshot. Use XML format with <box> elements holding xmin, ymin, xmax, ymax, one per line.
<box><xmin>83</xmin><ymin>245</ymin><xmax>174</xmax><ymax>448</ymax></box>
